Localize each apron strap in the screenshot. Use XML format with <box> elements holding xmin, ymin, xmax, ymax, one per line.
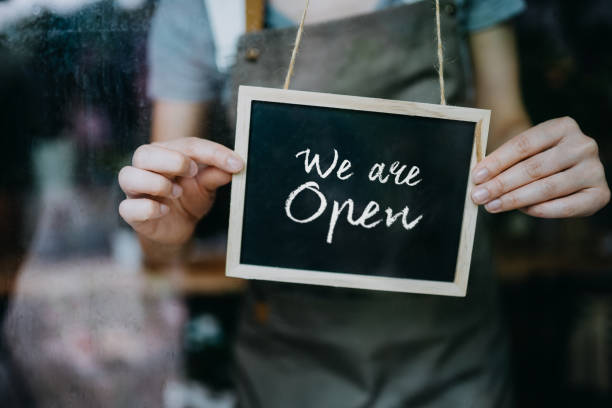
<box><xmin>245</xmin><ymin>0</ymin><xmax>265</xmax><ymax>32</ymax></box>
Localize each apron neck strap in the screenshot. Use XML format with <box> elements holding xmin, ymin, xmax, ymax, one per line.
<box><xmin>246</xmin><ymin>0</ymin><xmax>265</xmax><ymax>32</ymax></box>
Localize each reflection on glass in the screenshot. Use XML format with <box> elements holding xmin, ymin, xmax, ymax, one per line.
<box><xmin>0</xmin><ymin>1</ymin><xmax>611</xmax><ymax>407</ymax></box>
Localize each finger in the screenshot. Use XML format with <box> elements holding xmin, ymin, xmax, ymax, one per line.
<box><xmin>521</xmin><ymin>188</ymin><xmax>608</xmax><ymax>218</ymax></box>
<box><xmin>119</xmin><ymin>198</ymin><xmax>169</xmax><ymax>224</ymax></box>
<box><xmin>132</xmin><ymin>144</ymin><xmax>198</xmax><ymax>177</ymax></box>
<box><xmin>483</xmin><ymin>165</ymin><xmax>587</xmax><ymax>213</ymax></box>
<box><xmin>155</xmin><ymin>137</ymin><xmax>244</xmax><ymax>173</ymax></box>
<box><xmin>472</xmin><ymin>118</ymin><xmax>578</xmax><ymax>184</ymax></box>
<box><xmin>471</xmin><ymin>145</ymin><xmax>578</xmax><ymax>204</ymax></box>
<box><xmin>119</xmin><ymin>166</ymin><xmax>182</xmax><ymax>199</ymax></box>
<box><xmin>196</xmin><ymin>166</ymin><xmax>233</xmax><ymax>194</ymax></box>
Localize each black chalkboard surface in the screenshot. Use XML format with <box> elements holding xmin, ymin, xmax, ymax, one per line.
<box><xmin>227</xmin><ymin>86</ymin><xmax>490</xmax><ymax>296</ymax></box>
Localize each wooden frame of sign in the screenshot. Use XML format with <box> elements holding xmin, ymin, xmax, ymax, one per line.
<box><xmin>227</xmin><ymin>86</ymin><xmax>490</xmax><ymax>297</ymax></box>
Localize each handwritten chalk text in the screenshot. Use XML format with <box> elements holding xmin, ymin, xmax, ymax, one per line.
<box><xmin>284</xmin><ymin>147</ymin><xmax>425</xmax><ymax>244</ymax></box>
<box><xmin>284</xmin><ymin>181</ymin><xmax>423</xmax><ymax>244</ymax></box>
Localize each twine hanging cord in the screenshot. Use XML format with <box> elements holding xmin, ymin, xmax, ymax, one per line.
<box><xmin>434</xmin><ymin>0</ymin><xmax>446</xmax><ymax>105</ymax></box>
<box><xmin>283</xmin><ymin>0</ymin><xmax>447</xmax><ymax>106</ymax></box>
<box><xmin>283</xmin><ymin>0</ymin><xmax>310</xmax><ymax>89</ymax></box>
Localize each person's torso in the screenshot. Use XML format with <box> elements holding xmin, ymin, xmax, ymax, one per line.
<box><xmin>220</xmin><ymin>2</ymin><xmax>511</xmax><ymax>407</ymax></box>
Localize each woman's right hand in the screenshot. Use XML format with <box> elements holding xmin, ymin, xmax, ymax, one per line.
<box><xmin>118</xmin><ymin>137</ymin><xmax>244</xmax><ymax>246</ymax></box>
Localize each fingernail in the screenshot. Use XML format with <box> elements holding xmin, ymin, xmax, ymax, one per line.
<box><xmin>473</xmin><ymin>168</ymin><xmax>489</xmax><ymax>184</ymax></box>
<box><xmin>160</xmin><ymin>204</ymin><xmax>170</xmax><ymax>215</ymax></box>
<box><xmin>171</xmin><ymin>184</ymin><xmax>182</xmax><ymax>198</ymax></box>
<box><xmin>485</xmin><ymin>199</ymin><xmax>502</xmax><ymax>212</ymax></box>
<box><xmin>472</xmin><ymin>188</ymin><xmax>489</xmax><ymax>203</ymax></box>
<box><xmin>189</xmin><ymin>161</ymin><xmax>199</xmax><ymax>177</ymax></box>
<box><xmin>226</xmin><ymin>156</ymin><xmax>244</xmax><ymax>172</ymax></box>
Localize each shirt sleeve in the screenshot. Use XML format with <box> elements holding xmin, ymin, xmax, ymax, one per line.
<box><xmin>464</xmin><ymin>0</ymin><xmax>526</xmax><ymax>32</ymax></box>
<box><xmin>147</xmin><ymin>0</ymin><xmax>221</xmax><ymax>102</ymax></box>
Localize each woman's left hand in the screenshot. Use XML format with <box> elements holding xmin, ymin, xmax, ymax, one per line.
<box><xmin>471</xmin><ymin>116</ymin><xmax>610</xmax><ymax>218</ymax></box>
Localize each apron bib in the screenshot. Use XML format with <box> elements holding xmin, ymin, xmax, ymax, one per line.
<box><xmin>228</xmin><ymin>0</ymin><xmax>467</xmax><ymax>122</ymax></box>
<box><xmin>226</xmin><ymin>2</ymin><xmax>512</xmax><ymax>407</ymax></box>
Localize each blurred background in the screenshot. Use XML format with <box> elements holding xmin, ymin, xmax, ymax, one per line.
<box><xmin>0</xmin><ymin>0</ymin><xmax>610</xmax><ymax>406</ymax></box>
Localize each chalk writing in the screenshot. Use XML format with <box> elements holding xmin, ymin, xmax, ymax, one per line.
<box><xmin>285</xmin><ymin>148</ymin><xmax>423</xmax><ymax>244</ymax></box>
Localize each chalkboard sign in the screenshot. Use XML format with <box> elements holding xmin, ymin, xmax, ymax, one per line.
<box><xmin>227</xmin><ymin>86</ymin><xmax>489</xmax><ymax>296</ymax></box>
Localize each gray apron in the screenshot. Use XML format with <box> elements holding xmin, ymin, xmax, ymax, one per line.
<box><xmin>227</xmin><ymin>2</ymin><xmax>512</xmax><ymax>407</ymax></box>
